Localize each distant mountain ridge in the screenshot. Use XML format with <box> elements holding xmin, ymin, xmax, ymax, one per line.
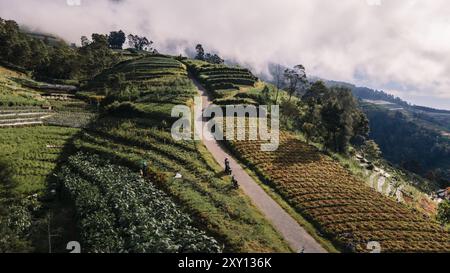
<box><xmin>321</xmin><ymin>79</ymin><xmax>450</xmax><ymax>113</ymax></box>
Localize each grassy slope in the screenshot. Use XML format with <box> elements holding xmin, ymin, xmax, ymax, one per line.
<box><xmin>0</xmin><ymin>66</ymin><xmax>47</xmax><ymax>107</ymax></box>
<box><xmin>0</xmin><ymin>66</ymin><xmax>101</xmax><ymax>252</ymax></box>
<box><xmin>0</xmin><ymin>66</ymin><xmax>85</xmax><ymax>195</ymax></box>
<box><xmin>0</xmin><ymin>126</ymin><xmax>79</xmax><ymax>194</ymax></box>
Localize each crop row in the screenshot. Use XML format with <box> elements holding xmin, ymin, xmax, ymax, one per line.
<box><xmin>183</xmin><ymin>59</ymin><xmax>258</xmax><ymax>96</ymax></box>
<box><xmin>227</xmin><ymin>130</ymin><xmax>450</xmax><ymax>252</ymax></box>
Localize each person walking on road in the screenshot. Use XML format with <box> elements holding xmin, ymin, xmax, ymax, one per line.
<box><xmin>224</xmin><ymin>157</ymin><xmax>232</xmax><ymax>175</ymax></box>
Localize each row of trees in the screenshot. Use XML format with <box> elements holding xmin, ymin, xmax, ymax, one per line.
<box><xmin>0</xmin><ymin>18</ymin><xmax>118</xmax><ymax>80</ymax></box>
<box><xmin>266</xmin><ymin>69</ymin><xmax>369</xmax><ymax>154</ymax></box>
<box><xmin>195</xmin><ymin>44</ymin><xmax>224</xmax><ymax>64</ymax></box>
<box><xmin>89</xmin><ymin>30</ymin><xmax>154</xmax><ymax>52</ymax></box>
<box><xmin>0</xmin><ymin>18</ymin><xmax>155</xmax><ymax>80</ymax></box>
<box><xmin>270</xmin><ymin>64</ymin><xmax>307</xmax><ymax>104</ymax></box>
<box><xmin>264</xmin><ymin>63</ymin><xmax>370</xmax><ymax>154</ymax></box>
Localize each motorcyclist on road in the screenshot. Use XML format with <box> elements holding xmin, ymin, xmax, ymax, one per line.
<box><xmin>231</xmin><ymin>175</ymin><xmax>239</xmax><ymax>189</ymax></box>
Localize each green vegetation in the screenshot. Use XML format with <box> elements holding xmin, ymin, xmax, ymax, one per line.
<box><xmin>56</xmin><ymin>152</ymin><xmax>221</xmax><ymax>253</ymax></box>
<box><xmin>194</xmin><ymin>44</ymin><xmax>224</xmax><ymax>64</ymax></box>
<box><xmin>0</xmin><ymin>52</ymin><xmax>291</xmax><ymax>252</ymax></box>
<box><xmin>253</xmin><ymin>80</ymin><xmax>369</xmax><ymax>154</ymax></box>
<box><xmin>362</xmin><ymin>103</ymin><xmax>450</xmax><ymax>188</ymax></box>
<box><xmin>187</xmin><ymin>59</ymin><xmax>449</xmax><ymax>252</ymax></box>
<box><xmin>332</xmin><ymin>81</ymin><xmax>450</xmax><ymax>187</ymax></box>
<box><xmin>0</xmin><ymin>126</ymin><xmax>79</xmax><ymax>252</ymax></box>
<box><xmin>89</xmin><ymin>55</ymin><xmax>195</xmax><ymax>105</ymax></box>
<box><xmin>2</xmin><ymin>14</ymin><xmax>448</xmax><ymax>253</ymax></box>
<box><xmin>437</xmin><ymin>200</ymin><xmax>450</xmax><ymax>228</ymax></box>
<box><xmin>0</xmin><ymin>126</ymin><xmax>79</xmax><ymax>194</ymax></box>
<box><xmin>0</xmin><ymin>66</ymin><xmax>47</xmax><ymax>107</ymax></box>
<box><xmin>0</xmin><ymin>17</ymin><xmax>141</xmax><ymax>82</ymax></box>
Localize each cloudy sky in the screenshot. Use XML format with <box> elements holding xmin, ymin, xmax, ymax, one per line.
<box><xmin>1</xmin><ymin>0</ymin><xmax>449</xmax><ymax>109</ymax></box>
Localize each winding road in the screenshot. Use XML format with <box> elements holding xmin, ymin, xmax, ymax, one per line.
<box><xmin>191</xmin><ymin>77</ymin><xmax>327</xmax><ymax>253</ymax></box>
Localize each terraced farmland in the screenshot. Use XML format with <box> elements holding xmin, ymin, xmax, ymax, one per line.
<box><xmin>226</xmin><ymin>131</ymin><xmax>450</xmax><ymax>252</ymax></box>
<box><xmin>88</xmin><ymin>55</ymin><xmax>196</xmax><ymax>105</ymax></box>
<box><xmin>183</xmin><ymin>59</ymin><xmax>258</xmax><ymax>100</ymax></box>
<box><xmin>50</xmin><ymin>54</ymin><xmax>291</xmax><ymax>252</ymax></box>
<box><xmin>0</xmin><ymin>108</ymin><xmax>53</xmax><ymax>127</ymax></box>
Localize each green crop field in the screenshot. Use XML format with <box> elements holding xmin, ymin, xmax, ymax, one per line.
<box><xmin>0</xmin><ymin>126</ymin><xmax>79</xmax><ymax>194</ymax></box>
<box><xmin>57</xmin><ymin>151</ymin><xmax>222</xmax><ymax>253</ymax></box>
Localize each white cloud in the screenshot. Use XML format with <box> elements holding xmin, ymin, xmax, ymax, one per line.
<box><xmin>0</xmin><ymin>0</ymin><xmax>449</xmax><ymax>108</ymax></box>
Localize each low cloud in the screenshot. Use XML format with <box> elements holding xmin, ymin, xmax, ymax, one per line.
<box><xmin>1</xmin><ymin>0</ymin><xmax>449</xmax><ymax>108</ymax></box>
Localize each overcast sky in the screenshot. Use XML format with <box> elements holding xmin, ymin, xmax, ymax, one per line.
<box><xmin>1</xmin><ymin>0</ymin><xmax>449</xmax><ymax>109</ymax></box>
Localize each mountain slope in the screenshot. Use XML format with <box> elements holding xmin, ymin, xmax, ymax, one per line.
<box><xmin>320</xmin><ymin>80</ymin><xmax>450</xmax><ymax>188</ymax></box>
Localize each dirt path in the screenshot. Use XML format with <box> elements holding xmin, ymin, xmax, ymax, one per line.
<box><xmin>191</xmin><ymin>77</ymin><xmax>326</xmax><ymax>253</ymax></box>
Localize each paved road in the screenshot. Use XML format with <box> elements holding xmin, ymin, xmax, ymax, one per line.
<box><xmin>191</xmin><ymin>77</ymin><xmax>327</xmax><ymax>253</ymax></box>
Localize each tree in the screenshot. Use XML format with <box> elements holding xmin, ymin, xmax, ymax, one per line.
<box><xmin>270</xmin><ymin>64</ymin><xmax>285</xmax><ymax>104</ymax></box>
<box><xmin>195</xmin><ymin>44</ymin><xmax>225</xmax><ymax>64</ymax></box>
<box><xmin>280</xmin><ymin>99</ymin><xmax>301</xmax><ymax>129</ymax></box>
<box><xmin>321</xmin><ymin>99</ymin><xmax>344</xmax><ymax>152</ymax></box>
<box><xmin>284</xmin><ymin>65</ymin><xmax>307</xmax><ymax>102</ymax></box>
<box><xmin>302</xmin><ymin>123</ymin><xmax>316</xmax><ymax>144</ymax></box>
<box><xmin>128</xmin><ymin>34</ymin><xmax>153</xmax><ymax>51</ymax></box>
<box><xmin>298</xmin><ymin>81</ymin><xmax>369</xmax><ymax>154</ymax></box>
<box><xmin>78</xmin><ymin>33</ymin><xmax>118</xmax><ymax>77</ymax></box>
<box><xmin>205</xmin><ymin>53</ymin><xmax>224</xmax><ymax>64</ymax></box>
<box><xmin>0</xmin><ymin>19</ymin><xmax>35</xmax><ymax>67</ymax></box>
<box><xmin>195</xmin><ymin>44</ymin><xmax>205</xmax><ymax>61</ymax></box>
<box><xmin>35</xmin><ymin>41</ymin><xmax>79</xmax><ymax>79</ymax></box>
<box><xmin>363</xmin><ymin>140</ymin><xmax>382</xmax><ymax>162</ymax></box>
<box><xmin>0</xmin><ymin>17</ymin><xmax>121</xmax><ymax>81</ymax></box>
<box><xmin>27</xmin><ymin>38</ymin><xmax>49</xmax><ymax>70</ymax></box>
<box><xmin>437</xmin><ymin>200</ymin><xmax>450</xmax><ymax>226</ymax></box>
<box><xmin>80</xmin><ymin>36</ymin><xmax>90</xmax><ymax>47</ymax></box>
<box><xmin>108</xmin><ymin>30</ymin><xmax>126</xmax><ymax>49</ymax></box>
<box><xmin>261</xmin><ymin>85</ymin><xmax>270</xmax><ymax>101</ymax></box>
<box><xmin>351</xmin><ymin>111</ymin><xmax>370</xmax><ymax>146</ymax></box>
<box><xmin>302</xmin><ymin>81</ymin><xmax>328</xmax><ymax>105</ymax></box>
